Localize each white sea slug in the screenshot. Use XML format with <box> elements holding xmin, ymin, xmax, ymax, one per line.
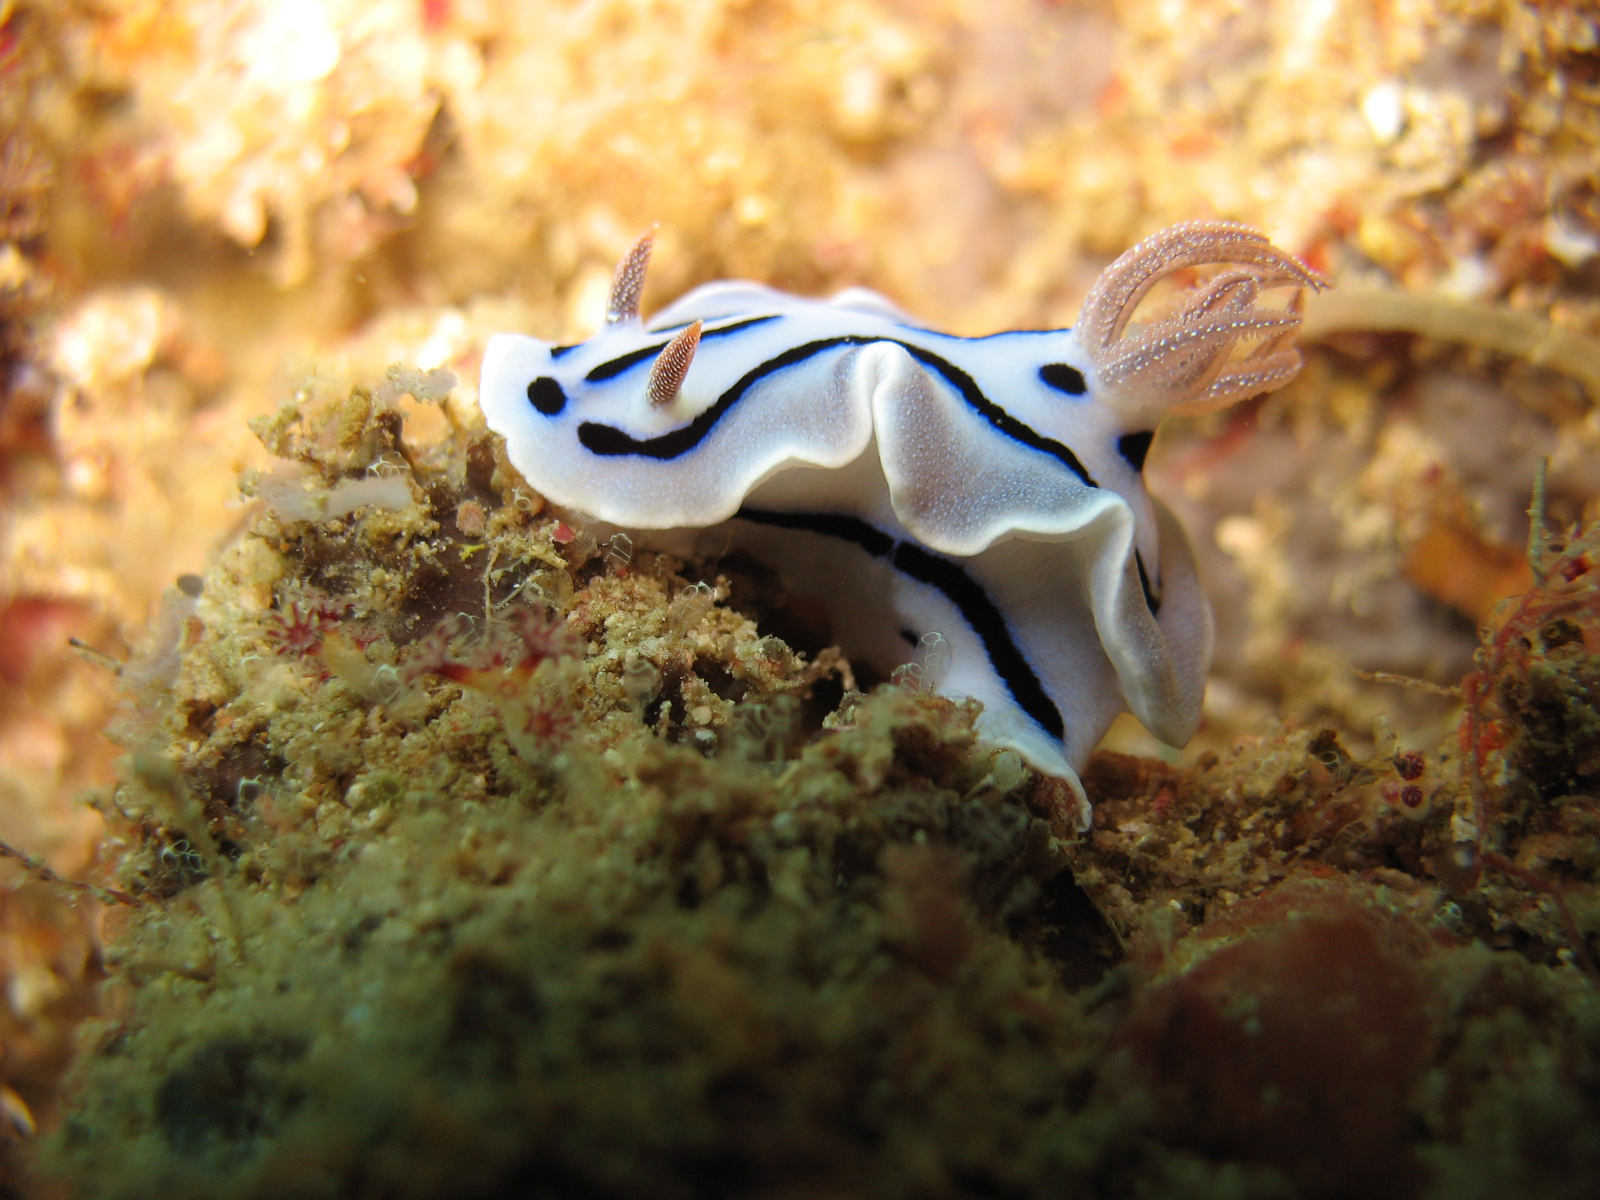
<box><xmin>480</xmin><ymin>223</ymin><xmax>1326</xmax><ymax>827</ymax></box>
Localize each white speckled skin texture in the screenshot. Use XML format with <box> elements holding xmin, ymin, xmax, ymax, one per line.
<box><xmin>481</xmin><ymin>224</ymin><xmax>1326</xmax><ymax>827</ymax></box>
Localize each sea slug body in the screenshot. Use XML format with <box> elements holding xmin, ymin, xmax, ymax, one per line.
<box><xmin>480</xmin><ymin>223</ymin><xmax>1326</xmax><ymax>827</ymax></box>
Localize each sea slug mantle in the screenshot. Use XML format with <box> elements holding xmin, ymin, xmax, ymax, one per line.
<box><xmin>480</xmin><ymin>223</ymin><xmax>1327</xmax><ymax>828</ymax></box>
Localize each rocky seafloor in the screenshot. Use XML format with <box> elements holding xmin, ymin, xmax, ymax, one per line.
<box><xmin>25</xmin><ymin>375</ymin><xmax>1599</xmax><ymax>1200</ymax></box>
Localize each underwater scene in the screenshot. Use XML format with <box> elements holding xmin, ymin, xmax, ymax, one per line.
<box><xmin>1</xmin><ymin>1</ymin><xmax>1598</xmax><ymax>1197</ymax></box>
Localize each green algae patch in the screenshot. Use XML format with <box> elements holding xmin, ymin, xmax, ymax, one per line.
<box><xmin>40</xmin><ymin>373</ymin><xmax>1133</xmax><ymax>1199</ymax></box>
<box><xmin>39</xmin><ymin>371</ymin><xmax>1600</xmax><ymax>1200</ymax></box>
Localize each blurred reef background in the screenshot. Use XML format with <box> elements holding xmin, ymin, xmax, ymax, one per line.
<box><xmin>2</xmin><ymin>0</ymin><xmax>1600</xmax><ymax>1197</ymax></box>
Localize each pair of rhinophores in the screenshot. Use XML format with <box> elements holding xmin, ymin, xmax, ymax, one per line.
<box><xmin>479</xmin><ymin>222</ymin><xmax>1327</xmax><ymax>827</ymax></box>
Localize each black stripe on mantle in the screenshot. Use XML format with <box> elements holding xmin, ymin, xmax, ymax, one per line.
<box><xmin>577</xmin><ymin>335</ymin><xmax>1099</xmax><ymax>488</ymax></box>
<box><xmin>582</xmin><ymin>315</ymin><xmax>782</xmax><ymax>382</ymax></box>
<box><xmin>734</xmin><ymin>506</ymin><xmax>1066</xmax><ymax>745</ymax></box>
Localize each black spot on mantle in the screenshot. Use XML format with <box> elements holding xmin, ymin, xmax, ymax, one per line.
<box><xmin>526</xmin><ymin>377</ymin><xmax>566</xmax><ymax>417</ymax></box>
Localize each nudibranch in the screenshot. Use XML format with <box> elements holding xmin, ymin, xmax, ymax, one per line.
<box><xmin>480</xmin><ymin>223</ymin><xmax>1326</xmax><ymax>827</ymax></box>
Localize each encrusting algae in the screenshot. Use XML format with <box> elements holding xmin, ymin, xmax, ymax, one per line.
<box><xmin>27</xmin><ymin>364</ymin><xmax>1600</xmax><ymax>1200</ymax></box>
